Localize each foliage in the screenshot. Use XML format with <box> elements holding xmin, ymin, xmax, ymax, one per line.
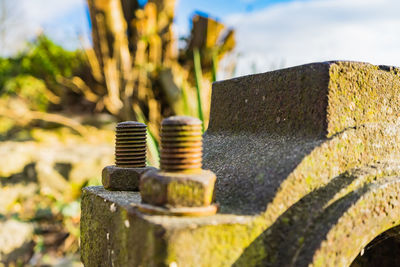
<box><xmin>0</xmin><ymin>35</ymin><xmax>85</xmax><ymax>92</ymax></box>
<box><xmin>193</xmin><ymin>48</ymin><xmax>205</xmax><ymax>131</ymax></box>
<box><xmin>4</xmin><ymin>75</ymin><xmax>50</xmax><ymax>111</ymax></box>
<box><xmin>0</xmin><ymin>36</ymin><xmax>91</xmax><ymax>141</ymax></box>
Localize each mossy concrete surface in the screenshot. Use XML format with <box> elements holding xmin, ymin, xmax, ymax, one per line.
<box><xmin>81</xmin><ymin>61</ymin><xmax>400</xmax><ymax>266</ymax></box>
<box><xmin>80</xmin><ymin>186</ymin><xmax>253</xmax><ymax>266</ymax></box>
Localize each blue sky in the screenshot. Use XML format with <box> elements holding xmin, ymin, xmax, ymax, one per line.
<box><xmin>174</xmin><ymin>0</ymin><xmax>291</xmax><ymax>35</ymax></box>
<box><xmin>2</xmin><ymin>0</ymin><xmax>400</xmax><ymax>77</ymax></box>
<box><xmin>45</xmin><ymin>0</ymin><xmax>291</xmax><ymax>45</ymax></box>
<box><xmin>1</xmin><ymin>0</ymin><xmax>293</xmax><ymax>55</ymax></box>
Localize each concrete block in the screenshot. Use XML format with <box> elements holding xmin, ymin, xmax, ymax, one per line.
<box><xmin>82</xmin><ymin>61</ymin><xmax>400</xmax><ymax>266</ymax></box>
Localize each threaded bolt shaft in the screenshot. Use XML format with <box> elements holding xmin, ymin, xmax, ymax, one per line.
<box><xmin>115</xmin><ymin>121</ymin><xmax>147</xmax><ymax>168</ymax></box>
<box><xmin>160</xmin><ymin>116</ymin><xmax>203</xmax><ymax>172</ymax></box>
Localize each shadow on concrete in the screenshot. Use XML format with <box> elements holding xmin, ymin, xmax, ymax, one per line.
<box><xmin>233</xmin><ymin>172</ymin><xmax>366</xmax><ymax>266</ymax></box>
<box><xmin>351</xmin><ymin>225</ymin><xmax>400</xmax><ymax>267</ymax></box>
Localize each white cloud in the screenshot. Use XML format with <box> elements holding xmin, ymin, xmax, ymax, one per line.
<box><xmin>22</xmin><ymin>0</ymin><xmax>83</xmax><ymax>22</ymax></box>
<box><xmin>224</xmin><ymin>0</ymin><xmax>400</xmax><ymax>76</ymax></box>
<box><xmin>0</xmin><ymin>0</ymin><xmax>86</xmax><ymax>56</ymax></box>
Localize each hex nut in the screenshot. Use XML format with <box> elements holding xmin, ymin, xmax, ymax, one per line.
<box><xmin>102</xmin><ymin>165</ymin><xmax>156</xmax><ymax>191</ymax></box>
<box><xmin>140</xmin><ymin>169</ymin><xmax>216</xmax><ymax>207</ymax></box>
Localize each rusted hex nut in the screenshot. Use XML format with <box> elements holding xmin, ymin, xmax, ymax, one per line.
<box><xmin>102</xmin><ymin>165</ymin><xmax>156</xmax><ymax>191</ymax></box>
<box><xmin>140</xmin><ymin>169</ymin><xmax>216</xmax><ymax>207</ymax></box>
<box><xmin>137</xmin><ymin>116</ymin><xmax>218</xmax><ymax>216</ymax></box>
<box><xmin>102</xmin><ymin>121</ymin><xmax>154</xmax><ymax>191</ymax></box>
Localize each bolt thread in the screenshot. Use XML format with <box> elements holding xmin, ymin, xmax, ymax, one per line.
<box><xmin>160</xmin><ymin>116</ymin><xmax>202</xmax><ymax>172</ymax></box>
<box><xmin>115</xmin><ymin>121</ymin><xmax>146</xmax><ymax>168</ymax></box>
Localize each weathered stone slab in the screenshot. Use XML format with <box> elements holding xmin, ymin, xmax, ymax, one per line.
<box><xmin>81</xmin><ymin>61</ymin><xmax>400</xmax><ymax>266</ymax></box>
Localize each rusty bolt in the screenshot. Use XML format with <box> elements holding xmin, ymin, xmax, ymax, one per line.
<box><xmin>160</xmin><ymin>116</ymin><xmax>203</xmax><ymax>172</ymax></box>
<box><xmin>138</xmin><ymin>116</ymin><xmax>218</xmax><ymax>216</ymax></box>
<box><xmin>115</xmin><ymin>121</ymin><xmax>146</xmax><ymax>168</ymax></box>
<box><xmin>102</xmin><ymin>121</ymin><xmax>156</xmax><ymax>191</ymax></box>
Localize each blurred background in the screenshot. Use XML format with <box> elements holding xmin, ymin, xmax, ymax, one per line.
<box><xmin>0</xmin><ymin>0</ymin><xmax>399</xmax><ymax>266</ymax></box>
